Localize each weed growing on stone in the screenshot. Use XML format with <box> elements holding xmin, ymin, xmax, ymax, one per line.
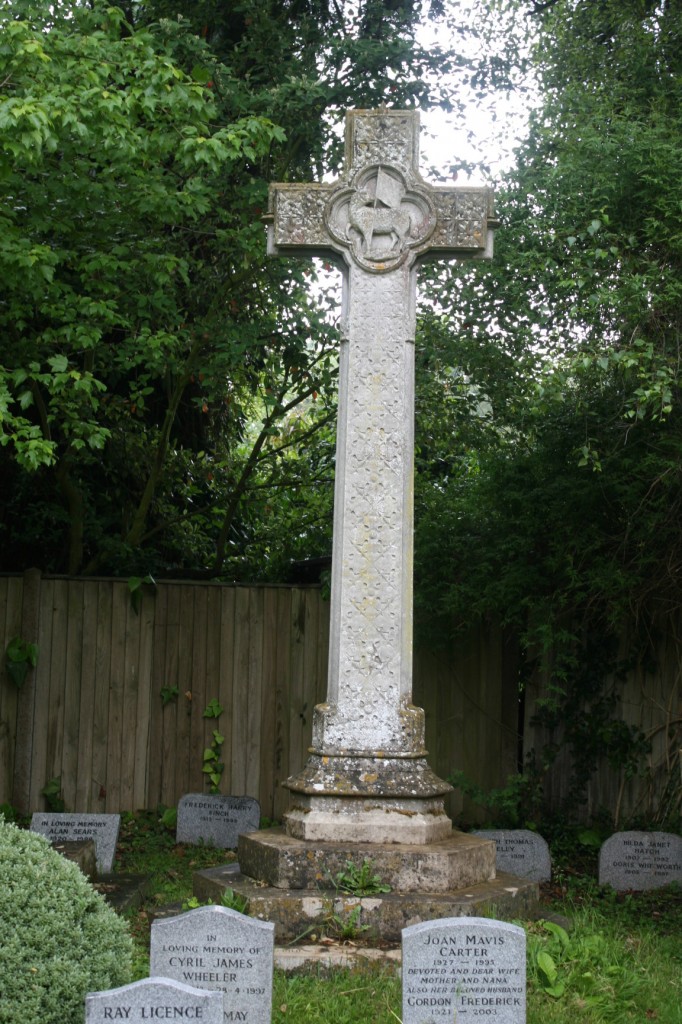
<box><xmin>329</xmin><ymin>858</ymin><xmax>392</xmax><ymax>896</ymax></box>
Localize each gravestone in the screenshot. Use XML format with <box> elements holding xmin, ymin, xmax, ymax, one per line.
<box><xmin>599</xmin><ymin>830</ymin><xmax>682</xmax><ymax>891</ymax></box>
<box><xmin>402</xmin><ymin>917</ymin><xmax>526</xmax><ymax>1024</ymax></box>
<box><xmin>176</xmin><ymin>795</ymin><xmax>260</xmax><ymax>848</ymax></box>
<box><xmin>473</xmin><ymin>830</ymin><xmax>551</xmax><ymax>882</ymax></box>
<box><xmin>150</xmin><ymin>905</ymin><xmax>274</xmax><ymax>1024</ymax></box>
<box><xmin>30</xmin><ymin>812</ymin><xmax>120</xmax><ymax>874</ymax></box>
<box><xmin>264</xmin><ymin>107</ymin><xmax>498</xmax><ymax>846</ymax></box>
<box><xmin>85</xmin><ymin>978</ymin><xmax>223</xmax><ymax>1023</ymax></box>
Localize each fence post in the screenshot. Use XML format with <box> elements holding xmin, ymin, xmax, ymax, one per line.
<box><xmin>12</xmin><ymin>568</ymin><xmax>41</xmax><ymax>814</ymax></box>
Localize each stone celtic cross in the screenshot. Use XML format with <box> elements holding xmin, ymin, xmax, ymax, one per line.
<box><xmin>266</xmin><ymin>108</ymin><xmax>497</xmax><ymax>844</ymax></box>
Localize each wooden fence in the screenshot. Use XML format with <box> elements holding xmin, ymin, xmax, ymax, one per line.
<box><xmin>523</xmin><ymin>625</ymin><xmax>682</xmax><ymax>825</ymax></box>
<box><xmin>1</xmin><ymin>573</ymin><xmax>679</xmax><ymax>822</ymax></box>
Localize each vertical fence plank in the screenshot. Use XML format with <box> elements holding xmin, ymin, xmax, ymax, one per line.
<box><xmin>231</xmin><ymin>588</ymin><xmax>251</xmax><ymax>795</ymax></box>
<box><xmin>76</xmin><ymin>582</ymin><xmax>98</xmax><ymax>809</ymax></box>
<box><xmin>259</xmin><ymin>588</ymin><xmax>279</xmax><ymax>819</ymax></box>
<box><xmin>120</xmin><ymin>585</ymin><xmax>143</xmax><ymax>812</ymax></box>
<box><xmin>288</xmin><ymin>589</ymin><xmax>307</xmax><ymax>783</ymax></box>
<box><xmin>316</xmin><ymin>594</ymin><xmax>330</xmax><ymax>708</ymax></box>
<box><xmin>273</xmin><ymin>588</ymin><xmax>292</xmax><ymax>822</ymax></box>
<box><xmin>160</xmin><ymin>584</ymin><xmax>181</xmax><ymax>806</ymax></box>
<box><xmin>217</xmin><ymin>588</ymin><xmax>235</xmax><ymax>801</ymax></box>
<box><xmin>202</xmin><ymin>585</ymin><xmax>222</xmax><ymax>797</ymax></box>
<box><xmin>44</xmin><ymin>580</ymin><xmax>68</xmax><ymax>805</ymax></box>
<box><xmin>188</xmin><ymin>586</ymin><xmax>209</xmax><ymax>795</ymax></box>
<box><xmin>1</xmin><ymin>577</ymin><xmax>23</xmax><ymax>807</ymax></box>
<box><xmin>174</xmin><ymin>585</ymin><xmax>196</xmax><ymax>799</ymax></box>
<box><xmin>28</xmin><ymin>578</ymin><xmax>54</xmax><ymax>809</ymax></box>
<box><xmin>61</xmin><ymin>580</ymin><xmax>84</xmax><ymax>811</ymax></box>
<box><xmin>148</xmin><ymin>583</ymin><xmax>169</xmax><ymax>810</ymax></box>
<box><xmin>132</xmin><ymin>587</ymin><xmax>155</xmax><ymax>810</ymax></box>
<box><xmin>245</xmin><ymin>588</ymin><xmax>264</xmax><ymax>800</ymax></box>
<box><xmin>0</xmin><ymin>577</ymin><xmax>12</xmax><ymax>804</ymax></box>
<box><xmin>106</xmin><ymin>583</ymin><xmax>127</xmax><ymax>812</ymax></box>
<box><xmin>301</xmin><ymin>590</ymin><xmax>318</xmax><ymax>757</ymax></box>
<box><xmin>91</xmin><ymin>582</ymin><xmax>112</xmax><ymax>811</ymax></box>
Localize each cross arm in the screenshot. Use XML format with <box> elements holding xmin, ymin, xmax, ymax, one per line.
<box><xmin>264</xmin><ymin>182</ymin><xmax>340</xmax><ymax>263</ymax></box>
<box><xmin>424</xmin><ymin>186</ymin><xmax>499</xmax><ymax>260</ymax></box>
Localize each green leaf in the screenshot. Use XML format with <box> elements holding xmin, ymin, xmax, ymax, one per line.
<box><xmin>203</xmin><ymin>699</ymin><xmax>223</xmax><ymax>719</ymax></box>
<box><xmin>542</xmin><ymin>920</ymin><xmax>571</xmax><ymax>948</ymax></box>
<box><xmin>536</xmin><ymin>950</ymin><xmax>558</xmax><ymax>985</ymax></box>
<box><xmin>47</xmin><ymin>355</ymin><xmax>69</xmax><ymax>373</ymax></box>
<box><xmin>191</xmin><ymin>65</ymin><xmax>212</xmax><ymax>85</ymax></box>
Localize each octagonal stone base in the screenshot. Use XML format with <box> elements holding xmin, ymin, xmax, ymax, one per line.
<box><xmin>284</xmin><ymin>798</ymin><xmax>453</xmax><ymax>844</ymax></box>
<box><xmin>283</xmin><ymin>753</ymin><xmax>454</xmax><ymax>843</ymax></box>
<box><xmin>238</xmin><ymin>827</ymin><xmax>495</xmax><ymax>893</ymax></box>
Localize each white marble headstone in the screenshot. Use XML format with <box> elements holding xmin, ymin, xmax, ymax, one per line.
<box><xmin>85</xmin><ymin>977</ymin><xmax>223</xmax><ymax>1023</ymax></box>
<box><xmin>176</xmin><ymin>794</ymin><xmax>260</xmax><ymax>848</ymax></box>
<box><xmin>30</xmin><ymin>812</ymin><xmax>120</xmax><ymax>874</ymax></box>
<box><xmin>150</xmin><ymin>905</ymin><xmax>274</xmax><ymax>1024</ymax></box>
<box><xmin>599</xmin><ymin>831</ymin><xmax>682</xmax><ymax>891</ymax></box>
<box><xmin>402</xmin><ymin>917</ymin><xmax>526</xmax><ymax>1024</ymax></box>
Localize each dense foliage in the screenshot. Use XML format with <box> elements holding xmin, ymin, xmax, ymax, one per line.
<box><xmin>417</xmin><ymin>0</ymin><xmax>682</xmax><ymax>627</ymax></box>
<box><xmin>0</xmin><ymin>818</ymin><xmax>133</xmax><ymax>1023</ymax></box>
<box><xmin>413</xmin><ymin>0</ymin><xmax>682</xmax><ymax>814</ymax></box>
<box><xmin>0</xmin><ymin>0</ymin><xmax>454</xmax><ymax>578</ymax></box>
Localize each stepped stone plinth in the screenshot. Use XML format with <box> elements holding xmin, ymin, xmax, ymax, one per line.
<box><xmin>193</xmin><ymin>856</ymin><xmax>539</xmax><ymax>944</ymax></box>
<box><xmin>237</xmin><ymin>827</ymin><xmax>495</xmax><ymax>893</ymax></box>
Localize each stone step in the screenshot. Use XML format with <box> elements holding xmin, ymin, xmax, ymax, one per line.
<box><xmin>237</xmin><ymin>826</ymin><xmax>497</xmax><ymax>893</ymax></box>
<box><xmin>192</xmin><ymin>863</ymin><xmax>539</xmax><ymax>943</ymax></box>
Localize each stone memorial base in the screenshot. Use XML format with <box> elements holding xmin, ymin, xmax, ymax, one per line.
<box><xmin>193</xmin><ymin>867</ymin><xmax>538</xmax><ymax>945</ymax></box>
<box><xmin>238</xmin><ymin>827</ymin><xmax>495</xmax><ymax>892</ymax></box>
<box><xmin>193</xmin><ymin>828</ymin><xmax>539</xmax><ymax>943</ymax></box>
<box><xmin>282</xmin><ymin>754</ymin><xmax>454</xmax><ymax>844</ymax></box>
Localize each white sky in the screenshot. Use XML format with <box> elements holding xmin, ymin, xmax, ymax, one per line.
<box><xmin>416</xmin><ymin>4</ymin><xmax>537</xmax><ymax>186</ymax></box>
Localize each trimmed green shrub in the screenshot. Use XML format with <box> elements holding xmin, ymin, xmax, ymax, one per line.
<box><xmin>0</xmin><ymin>817</ymin><xmax>132</xmax><ymax>1023</ymax></box>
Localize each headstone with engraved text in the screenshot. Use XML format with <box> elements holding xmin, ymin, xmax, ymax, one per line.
<box><xmin>150</xmin><ymin>905</ymin><xmax>274</xmax><ymax>1024</ymax></box>
<box><xmin>30</xmin><ymin>812</ymin><xmax>120</xmax><ymax>874</ymax></box>
<box><xmin>176</xmin><ymin>794</ymin><xmax>260</xmax><ymax>848</ymax></box>
<box><xmin>402</xmin><ymin>917</ymin><xmax>526</xmax><ymax>1024</ymax></box>
<box><xmin>472</xmin><ymin>829</ymin><xmax>551</xmax><ymax>882</ymax></box>
<box><xmin>85</xmin><ymin>977</ymin><xmax>223</xmax><ymax>1023</ymax></box>
<box><xmin>599</xmin><ymin>831</ymin><xmax>682</xmax><ymax>891</ymax></box>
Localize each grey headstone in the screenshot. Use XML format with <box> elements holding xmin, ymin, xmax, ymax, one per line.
<box><xmin>176</xmin><ymin>794</ymin><xmax>260</xmax><ymax>848</ymax></box>
<box><xmin>472</xmin><ymin>830</ymin><xmax>551</xmax><ymax>882</ymax></box>
<box><xmin>599</xmin><ymin>831</ymin><xmax>682</xmax><ymax>891</ymax></box>
<box><xmin>30</xmin><ymin>812</ymin><xmax>120</xmax><ymax>874</ymax></box>
<box><xmin>402</xmin><ymin>917</ymin><xmax>526</xmax><ymax>1024</ymax></box>
<box><xmin>150</xmin><ymin>905</ymin><xmax>274</xmax><ymax>1024</ymax></box>
<box><xmin>85</xmin><ymin>977</ymin><xmax>223</xmax><ymax>1023</ymax></box>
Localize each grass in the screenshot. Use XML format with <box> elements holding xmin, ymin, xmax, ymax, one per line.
<box><xmin>113</xmin><ymin>811</ymin><xmax>682</xmax><ymax>1024</ymax></box>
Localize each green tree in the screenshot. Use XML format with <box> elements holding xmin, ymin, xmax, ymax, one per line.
<box><xmin>0</xmin><ymin>1</ymin><xmax>289</xmax><ymax>574</ymax></box>
<box><xmin>0</xmin><ymin>0</ymin><xmax>458</xmax><ymax>579</ymax></box>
